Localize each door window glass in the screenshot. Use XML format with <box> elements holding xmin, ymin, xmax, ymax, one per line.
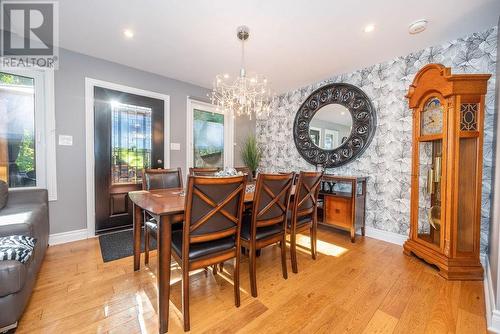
<box><xmin>193</xmin><ymin>109</ymin><xmax>224</xmax><ymax>168</ymax></box>
<box><xmin>111</xmin><ymin>102</ymin><xmax>152</xmax><ymax>184</ymax></box>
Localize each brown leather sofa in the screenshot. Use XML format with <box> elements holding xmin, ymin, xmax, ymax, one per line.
<box><xmin>0</xmin><ymin>188</ymin><xmax>49</xmax><ymax>331</ymax></box>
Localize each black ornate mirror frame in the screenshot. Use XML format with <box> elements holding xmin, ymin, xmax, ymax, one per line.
<box><xmin>293</xmin><ymin>83</ymin><xmax>376</xmax><ymax>168</ymax></box>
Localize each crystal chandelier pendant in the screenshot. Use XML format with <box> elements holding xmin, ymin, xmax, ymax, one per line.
<box><xmin>210</xmin><ymin>26</ymin><xmax>273</xmax><ymax>120</ymax></box>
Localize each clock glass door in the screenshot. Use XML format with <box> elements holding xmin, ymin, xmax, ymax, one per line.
<box><xmin>416</xmin><ymin>97</ymin><xmax>445</xmax><ymax>248</ymax></box>
<box><xmin>416</xmin><ymin>140</ymin><xmax>443</xmax><ymax>247</ymax></box>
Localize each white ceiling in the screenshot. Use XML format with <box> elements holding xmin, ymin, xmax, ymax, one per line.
<box><xmin>58</xmin><ymin>0</ymin><xmax>500</xmax><ymax>93</ymax></box>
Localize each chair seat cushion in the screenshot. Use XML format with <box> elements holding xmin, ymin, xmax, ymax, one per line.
<box><xmin>240</xmin><ymin>215</ymin><xmax>283</xmax><ymax>241</ymax></box>
<box><xmin>286</xmin><ymin>212</ymin><xmax>313</xmax><ymax>228</ymax></box>
<box><xmin>171</xmin><ymin>230</ymin><xmax>235</xmax><ymax>260</ymax></box>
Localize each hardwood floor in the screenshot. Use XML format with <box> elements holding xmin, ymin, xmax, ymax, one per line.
<box><xmin>17</xmin><ymin>227</ymin><xmax>488</xmax><ymax>333</ymax></box>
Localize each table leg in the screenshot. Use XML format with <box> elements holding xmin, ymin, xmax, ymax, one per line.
<box><xmin>133</xmin><ymin>203</ymin><xmax>142</xmax><ymax>271</ymax></box>
<box><xmin>158</xmin><ymin>214</ymin><xmax>172</xmax><ymax>333</ymax></box>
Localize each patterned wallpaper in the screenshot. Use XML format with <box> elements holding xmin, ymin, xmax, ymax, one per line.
<box><xmin>256</xmin><ymin>26</ymin><xmax>497</xmax><ymax>252</ymax></box>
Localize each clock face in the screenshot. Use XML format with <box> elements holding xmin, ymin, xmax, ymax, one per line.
<box><xmin>421</xmin><ymin>97</ymin><xmax>443</xmax><ymax>136</ymax></box>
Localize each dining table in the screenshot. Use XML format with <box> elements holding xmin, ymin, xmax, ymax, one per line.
<box><xmin>129</xmin><ymin>184</ymin><xmax>258</xmax><ymax>333</ymax></box>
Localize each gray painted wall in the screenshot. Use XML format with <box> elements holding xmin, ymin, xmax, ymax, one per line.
<box><xmin>489</xmin><ymin>16</ymin><xmax>500</xmax><ymax>304</ymax></box>
<box><xmin>50</xmin><ymin>48</ymin><xmax>252</xmax><ymax>234</ymax></box>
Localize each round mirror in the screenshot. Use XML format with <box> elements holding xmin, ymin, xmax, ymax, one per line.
<box><xmin>308</xmin><ymin>104</ymin><xmax>352</xmax><ymax>150</ymax></box>
<box><xmin>293</xmin><ymin>83</ymin><xmax>376</xmax><ymax>168</ymax></box>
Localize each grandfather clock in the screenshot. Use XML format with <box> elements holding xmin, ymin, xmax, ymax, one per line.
<box><xmin>403</xmin><ymin>64</ymin><xmax>490</xmax><ymax>280</ymax></box>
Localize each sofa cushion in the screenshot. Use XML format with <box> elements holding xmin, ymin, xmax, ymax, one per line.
<box><xmin>0</xmin><ymin>260</ymin><xmax>27</xmax><ymax>297</ymax></box>
<box><xmin>0</xmin><ymin>180</ymin><xmax>7</xmax><ymax>210</ymax></box>
<box><xmin>0</xmin><ymin>235</ymin><xmax>36</xmax><ymax>264</ymax></box>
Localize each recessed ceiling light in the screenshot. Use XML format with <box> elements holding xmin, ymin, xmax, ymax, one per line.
<box><xmin>364</xmin><ymin>24</ymin><xmax>375</xmax><ymax>33</ymax></box>
<box><xmin>123</xmin><ymin>29</ymin><xmax>134</xmax><ymax>38</ymax></box>
<box><xmin>409</xmin><ymin>19</ymin><xmax>427</xmax><ymax>34</ymax></box>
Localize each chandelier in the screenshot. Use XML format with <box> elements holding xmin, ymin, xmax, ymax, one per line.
<box><xmin>210</xmin><ymin>26</ymin><xmax>273</xmax><ymax>119</ymax></box>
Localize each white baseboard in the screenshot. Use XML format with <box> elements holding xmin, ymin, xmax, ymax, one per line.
<box><xmin>483</xmin><ymin>256</ymin><xmax>500</xmax><ymax>333</ymax></box>
<box><xmin>364</xmin><ymin>226</ymin><xmax>407</xmax><ymax>245</ymax></box>
<box><xmin>49</xmin><ymin>228</ymin><xmax>89</xmax><ymax>245</ymax></box>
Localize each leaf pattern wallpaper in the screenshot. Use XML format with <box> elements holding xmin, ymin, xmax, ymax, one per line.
<box><xmin>256</xmin><ymin>26</ymin><xmax>497</xmax><ymax>253</ymax></box>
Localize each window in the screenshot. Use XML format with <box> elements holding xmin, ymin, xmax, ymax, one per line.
<box><xmin>0</xmin><ymin>69</ymin><xmax>56</xmax><ymax>199</ymax></box>
<box><xmin>187</xmin><ymin>99</ymin><xmax>233</xmax><ymax>169</ymax></box>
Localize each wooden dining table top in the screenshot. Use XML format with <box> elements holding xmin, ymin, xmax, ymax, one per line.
<box><xmin>128</xmin><ymin>186</ymin><xmax>258</xmax><ymax>216</ymax></box>
<box><xmin>128</xmin><ymin>183</ymin><xmax>296</xmax><ymax>216</ymax></box>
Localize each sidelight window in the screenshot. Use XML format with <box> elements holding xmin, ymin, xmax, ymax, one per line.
<box><xmin>0</xmin><ymin>70</ymin><xmax>56</xmax><ymax>199</ymax></box>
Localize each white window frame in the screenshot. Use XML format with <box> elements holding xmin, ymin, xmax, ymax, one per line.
<box><xmin>0</xmin><ymin>68</ymin><xmax>57</xmax><ymax>200</ymax></box>
<box><xmin>186</xmin><ymin>98</ymin><xmax>234</xmax><ymax>171</ymax></box>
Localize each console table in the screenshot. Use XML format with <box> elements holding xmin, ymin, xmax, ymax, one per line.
<box><xmin>319</xmin><ymin>175</ymin><xmax>368</xmax><ymax>242</ymax></box>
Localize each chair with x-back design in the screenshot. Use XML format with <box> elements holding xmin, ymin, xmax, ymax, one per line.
<box><xmin>240</xmin><ymin>172</ymin><xmax>294</xmax><ymax>297</ymax></box>
<box><xmin>172</xmin><ymin>174</ymin><xmax>247</xmax><ymax>331</ymax></box>
<box><xmin>287</xmin><ymin>171</ymin><xmax>323</xmax><ymax>273</ymax></box>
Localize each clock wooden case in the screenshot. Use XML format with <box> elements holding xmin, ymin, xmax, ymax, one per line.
<box><xmin>403</xmin><ymin>64</ymin><xmax>490</xmax><ymax>280</ymax></box>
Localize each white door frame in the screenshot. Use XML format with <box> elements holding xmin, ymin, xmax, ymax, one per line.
<box><xmin>186</xmin><ymin>97</ymin><xmax>234</xmax><ymax>172</ymax></box>
<box><xmin>85</xmin><ymin>78</ymin><xmax>170</xmax><ymax>237</ymax></box>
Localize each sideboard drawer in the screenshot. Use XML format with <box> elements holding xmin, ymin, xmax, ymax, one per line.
<box><xmin>324</xmin><ymin>196</ymin><xmax>352</xmax><ymax>229</ymax></box>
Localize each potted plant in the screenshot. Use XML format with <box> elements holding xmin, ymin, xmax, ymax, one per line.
<box><xmin>241</xmin><ymin>134</ymin><xmax>262</xmax><ymax>179</ymax></box>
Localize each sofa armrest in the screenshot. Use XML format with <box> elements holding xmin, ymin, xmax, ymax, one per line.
<box><xmin>7</xmin><ymin>188</ymin><xmax>48</xmax><ymax>206</ymax></box>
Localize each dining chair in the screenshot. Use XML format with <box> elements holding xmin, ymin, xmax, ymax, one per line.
<box><xmin>142</xmin><ymin>167</ymin><xmax>183</xmax><ymax>190</ymax></box>
<box><xmin>143</xmin><ymin>168</ymin><xmax>183</xmax><ymax>265</ymax></box>
<box><xmin>172</xmin><ymin>175</ymin><xmax>247</xmax><ymax>331</ymax></box>
<box><xmin>189</xmin><ymin>167</ymin><xmax>220</xmax><ymax>176</ymax></box>
<box><xmin>235</xmin><ymin>166</ymin><xmax>253</xmax><ymax>182</ymax></box>
<box><xmin>240</xmin><ymin>172</ymin><xmax>294</xmax><ymax>297</ymax></box>
<box><xmin>287</xmin><ymin>171</ymin><xmax>323</xmax><ymax>273</ymax></box>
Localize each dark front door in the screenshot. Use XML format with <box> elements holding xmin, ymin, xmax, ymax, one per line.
<box><xmin>94</xmin><ymin>86</ymin><xmax>165</xmax><ymax>234</ymax></box>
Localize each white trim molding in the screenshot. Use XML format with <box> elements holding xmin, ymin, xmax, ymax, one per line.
<box><xmin>49</xmin><ymin>229</ymin><xmax>90</xmax><ymax>246</ymax></box>
<box><xmin>484</xmin><ymin>255</ymin><xmax>500</xmax><ymax>333</ymax></box>
<box><xmin>364</xmin><ymin>226</ymin><xmax>407</xmax><ymax>245</ymax></box>
<box><xmin>85</xmin><ymin>78</ymin><xmax>171</xmax><ymax>237</ymax></box>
